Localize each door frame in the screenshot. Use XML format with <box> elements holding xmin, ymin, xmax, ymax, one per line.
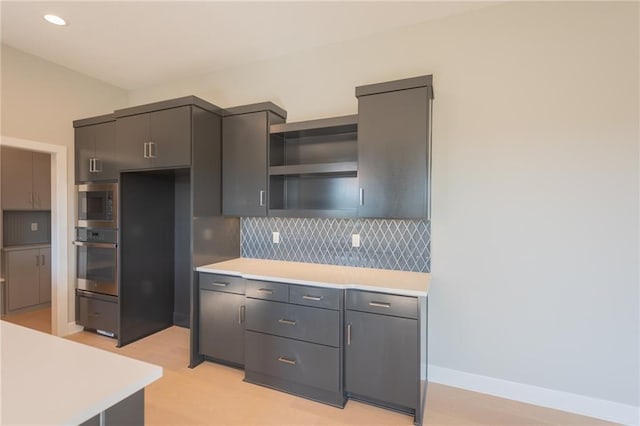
<box><xmin>1</xmin><ymin>136</ymin><xmax>77</xmax><ymax>336</ymax></box>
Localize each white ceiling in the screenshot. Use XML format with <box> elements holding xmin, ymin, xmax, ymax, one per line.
<box><xmin>1</xmin><ymin>1</ymin><xmax>495</xmax><ymax>90</ymax></box>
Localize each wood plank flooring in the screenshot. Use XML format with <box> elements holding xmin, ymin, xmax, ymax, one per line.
<box><xmin>3</xmin><ymin>307</ymin><xmax>613</xmax><ymax>425</ymax></box>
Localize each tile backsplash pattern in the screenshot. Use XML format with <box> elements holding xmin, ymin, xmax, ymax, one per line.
<box><xmin>241</xmin><ymin>217</ymin><xmax>430</xmax><ymax>272</ymax></box>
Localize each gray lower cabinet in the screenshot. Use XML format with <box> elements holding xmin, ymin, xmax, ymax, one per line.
<box><xmin>345</xmin><ymin>290</ymin><xmax>426</xmax><ymax>424</ymax></box>
<box><xmin>244</xmin><ymin>280</ymin><xmax>345</xmax><ymax>407</ymax></box>
<box><xmin>199</xmin><ymin>273</ymin><xmax>245</xmax><ymax>366</ymax></box>
<box><xmin>80</xmin><ymin>389</ymin><xmax>144</xmax><ymax>426</ymax></box>
<box><xmin>76</xmin><ymin>290</ymin><xmax>118</xmax><ymax>336</ymax></box>
<box><xmin>5</xmin><ymin>247</ymin><xmax>51</xmax><ymax>312</ymax></box>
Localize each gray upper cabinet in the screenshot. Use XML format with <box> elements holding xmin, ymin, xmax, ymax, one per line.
<box><xmin>222</xmin><ymin>103</ymin><xmax>286</xmax><ymax>217</ymax></box>
<box><xmin>74</xmin><ymin>116</ymin><xmax>117</xmax><ymax>183</ymax></box>
<box><xmin>116</xmin><ymin>105</ymin><xmax>192</xmax><ymax>171</ymax></box>
<box><xmin>1</xmin><ymin>147</ymin><xmax>51</xmax><ymax>210</ymax></box>
<box><xmin>356</xmin><ymin>75</ymin><xmax>433</xmax><ymax>219</ymax></box>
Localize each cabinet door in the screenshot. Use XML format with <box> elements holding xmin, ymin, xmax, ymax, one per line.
<box><xmin>93</xmin><ymin>121</ymin><xmax>118</xmax><ymax>181</ymax></box>
<box><xmin>222</xmin><ymin>112</ymin><xmax>268</xmax><ymax>216</ymax></box>
<box><xmin>39</xmin><ymin>248</ymin><xmax>52</xmax><ymax>304</ymax></box>
<box><xmin>7</xmin><ymin>249</ymin><xmax>41</xmax><ymax>311</ymax></box>
<box><xmin>75</xmin><ymin>125</ymin><xmax>95</xmax><ymax>183</ymax></box>
<box><xmin>32</xmin><ymin>152</ymin><xmax>51</xmax><ymax>210</ymax></box>
<box><xmin>149</xmin><ymin>106</ymin><xmax>191</xmax><ymax>169</ymax></box>
<box><xmin>345</xmin><ymin>310</ymin><xmax>418</xmax><ymax>410</ymax></box>
<box><xmin>357</xmin><ymin>86</ymin><xmax>429</xmax><ymax>218</ymax></box>
<box><xmin>200</xmin><ymin>290</ymin><xmax>245</xmax><ymax>365</ymax></box>
<box><xmin>115</xmin><ymin>113</ymin><xmax>150</xmax><ymax>171</ymax></box>
<box><xmin>1</xmin><ymin>147</ymin><xmax>34</xmax><ymax>210</ymax></box>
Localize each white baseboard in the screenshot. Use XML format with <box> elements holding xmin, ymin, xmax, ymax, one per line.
<box><xmin>428</xmin><ymin>365</ymin><xmax>639</xmax><ymax>425</ymax></box>
<box><xmin>65</xmin><ymin>322</ymin><xmax>83</xmax><ymax>336</ymax></box>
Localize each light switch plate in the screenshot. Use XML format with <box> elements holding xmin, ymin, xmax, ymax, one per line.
<box><xmin>31</xmin><ymin>222</ymin><xmax>38</xmax><ymax>231</ymax></box>
<box><xmin>272</xmin><ymin>231</ymin><xmax>280</xmax><ymax>244</ymax></box>
<box><xmin>351</xmin><ymin>234</ymin><xmax>360</xmax><ymax>248</ymax></box>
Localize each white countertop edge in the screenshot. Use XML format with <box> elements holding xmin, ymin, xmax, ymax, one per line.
<box><xmin>196</xmin><ymin>266</ymin><xmax>243</xmax><ymax>277</ymax></box>
<box><xmin>196</xmin><ymin>266</ymin><xmax>428</xmax><ymax>297</ymax></box>
<box><xmin>67</xmin><ymin>370</ymin><xmax>163</xmax><ymax>425</ymax></box>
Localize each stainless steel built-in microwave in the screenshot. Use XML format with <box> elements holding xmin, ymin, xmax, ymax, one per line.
<box><xmin>77</xmin><ymin>183</ymin><xmax>117</xmax><ymax>228</ymax></box>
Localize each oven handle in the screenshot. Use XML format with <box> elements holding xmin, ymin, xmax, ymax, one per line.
<box><xmin>73</xmin><ymin>241</ymin><xmax>117</xmax><ymax>249</ymax></box>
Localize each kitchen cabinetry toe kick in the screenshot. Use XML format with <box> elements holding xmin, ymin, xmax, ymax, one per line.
<box><xmin>244</xmin><ymin>371</ymin><xmax>346</xmax><ymax>408</ymax></box>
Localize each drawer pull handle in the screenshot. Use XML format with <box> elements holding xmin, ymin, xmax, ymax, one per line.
<box><xmin>89</xmin><ymin>313</ymin><xmax>101</xmax><ymax>317</ymax></box>
<box><xmin>258</xmin><ymin>288</ymin><xmax>274</xmax><ymax>294</ymax></box>
<box><xmin>347</xmin><ymin>323</ymin><xmax>352</xmax><ymax>345</ymax></box>
<box><xmin>278</xmin><ymin>319</ymin><xmax>296</xmax><ymax>326</ymax></box>
<box><xmin>211</xmin><ymin>282</ymin><xmax>228</xmax><ymax>287</ymax></box>
<box><xmin>302</xmin><ymin>295</ymin><xmax>323</xmax><ymax>301</ymax></box>
<box><xmin>369</xmin><ymin>301</ymin><xmax>391</xmax><ymax>308</ymax></box>
<box><xmin>278</xmin><ymin>356</ymin><xmax>296</xmax><ymax>365</ymax></box>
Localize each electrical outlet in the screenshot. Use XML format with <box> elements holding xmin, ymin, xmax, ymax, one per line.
<box><xmin>272</xmin><ymin>231</ymin><xmax>280</xmax><ymax>244</ymax></box>
<box><xmin>31</xmin><ymin>222</ymin><xmax>38</xmax><ymax>231</ymax></box>
<box><xmin>351</xmin><ymin>234</ymin><xmax>360</xmax><ymax>248</ymax></box>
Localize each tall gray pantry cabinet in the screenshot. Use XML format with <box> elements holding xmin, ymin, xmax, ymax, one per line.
<box><xmin>73</xmin><ymin>96</ymin><xmax>240</xmax><ymax>348</ymax></box>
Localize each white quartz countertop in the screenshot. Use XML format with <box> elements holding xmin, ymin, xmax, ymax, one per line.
<box><xmin>197</xmin><ymin>258</ymin><xmax>430</xmax><ymax>297</ymax></box>
<box><xmin>0</xmin><ymin>321</ymin><xmax>162</xmax><ymax>425</ymax></box>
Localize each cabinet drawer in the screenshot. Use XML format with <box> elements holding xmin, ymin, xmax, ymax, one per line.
<box><xmin>346</xmin><ymin>290</ymin><xmax>418</xmax><ymax>319</ymax></box>
<box><xmin>76</xmin><ymin>292</ymin><xmax>118</xmax><ymax>335</ymax></box>
<box><xmin>245</xmin><ymin>298</ymin><xmax>340</xmax><ymax>347</ymax></box>
<box><xmin>245</xmin><ymin>331</ymin><xmax>340</xmax><ymax>393</ymax></box>
<box><xmin>289</xmin><ymin>285</ymin><xmax>341</xmax><ymax>310</ymax></box>
<box><xmin>199</xmin><ymin>273</ymin><xmax>245</xmax><ymax>295</ymax></box>
<box><xmin>246</xmin><ymin>279</ymin><xmax>288</xmax><ymax>302</ymax></box>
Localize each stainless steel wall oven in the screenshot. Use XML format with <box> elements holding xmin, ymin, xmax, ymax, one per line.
<box><xmin>74</xmin><ymin>227</ymin><xmax>118</xmax><ymax>296</ymax></box>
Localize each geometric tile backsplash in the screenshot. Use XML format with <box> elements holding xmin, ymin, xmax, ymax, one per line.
<box><xmin>241</xmin><ymin>217</ymin><xmax>430</xmax><ymax>272</ymax></box>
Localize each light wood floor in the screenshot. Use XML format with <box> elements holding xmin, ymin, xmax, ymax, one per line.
<box><xmin>4</xmin><ymin>307</ymin><xmax>613</xmax><ymax>425</ymax></box>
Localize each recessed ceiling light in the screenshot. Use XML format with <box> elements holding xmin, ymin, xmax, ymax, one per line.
<box><xmin>44</xmin><ymin>14</ymin><xmax>66</xmax><ymax>26</ymax></box>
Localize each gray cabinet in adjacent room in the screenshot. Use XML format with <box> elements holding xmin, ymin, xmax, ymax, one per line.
<box><xmin>356</xmin><ymin>75</ymin><xmax>433</xmax><ymax>219</ymax></box>
<box><xmin>4</xmin><ymin>246</ymin><xmax>51</xmax><ymax>312</ymax></box>
<box><xmin>1</xmin><ymin>147</ymin><xmax>51</xmax><ymax>210</ymax></box>
<box><xmin>115</xmin><ymin>105</ymin><xmax>192</xmax><ymax>171</ymax></box>
<box><xmin>222</xmin><ymin>103</ymin><xmax>286</xmax><ymax>217</ymax></box>
<box><xmin>74</xmin><ymin>114</ymin><xmax>117</xmax><ymax>183</ymax></box>
<box><xmin>345</xmin><ymin>289</ymin><xmax>427</xmax><ymax>424</ymax></box>
<box><xmin>199</xmin><ymin>273</ymin><xmax>245</xmax><ymax>366</ymax></box>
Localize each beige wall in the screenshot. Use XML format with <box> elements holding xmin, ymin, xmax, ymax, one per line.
<box><xmin>1</xmin><ymin>44</ymin><xmax>128</xmax><ymax>320</ymax></box>
<box><xmin>129</xmin><ymin>2</ymin><xmax>639</xmax><ymax>408</ymax></box>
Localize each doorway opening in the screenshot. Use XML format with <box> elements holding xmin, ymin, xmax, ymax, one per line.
<box><xmin>0</xmin><ymin>136</ymin><xmax>73</xmax><ymax>336</ymax></box>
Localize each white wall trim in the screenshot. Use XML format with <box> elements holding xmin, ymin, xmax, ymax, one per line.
<box><xmin>0</xmin><ymin>136</ymin><xmax>70</xmax><ymax>337</ymax></box>
<box><xmin>428</xmin><ymin>365</ymin><xmax>640</xmax><ymax>425</ymax></box>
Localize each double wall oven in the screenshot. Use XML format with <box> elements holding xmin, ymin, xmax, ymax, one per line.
<box><xmin>74</xmin><ymin>183</ymin><xmax>119</xmax><ymax>336</ymax></box>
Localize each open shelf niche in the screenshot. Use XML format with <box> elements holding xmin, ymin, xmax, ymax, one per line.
<box><xmin>268</xmin><ymin>115</ymin><xmax>358</xmax><ymax>217</ymax></box>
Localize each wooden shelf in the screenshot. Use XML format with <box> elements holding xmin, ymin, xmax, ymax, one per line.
<box><xmin>270</xmin><ymin>115</ymin><xmax>357</xmax><ymax>138</ymax></box>
<box><xmin>269</xmin><ymin>161</ymin><xmax>357</xmax><ymax>176</ymax></box>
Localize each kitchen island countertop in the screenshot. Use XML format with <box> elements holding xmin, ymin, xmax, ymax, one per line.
<box><xmin>0</xmin><ymin>321</ymin><xmax>162</xmax><ymax>425</ymax></box>
<box><xmin>197</xmin><ymin>258</ymin><xmax>430</xmax><ymax>297</ymax></box>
